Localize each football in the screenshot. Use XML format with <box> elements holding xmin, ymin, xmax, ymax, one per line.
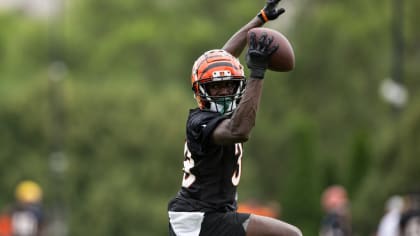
<box><xmin>247</xmin><ymin>27</ymin><xmax>295</xmax><ymax>72</ymax></box>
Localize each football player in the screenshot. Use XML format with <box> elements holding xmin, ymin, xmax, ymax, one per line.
<box><xmin>168</xmin><ymin>1</ymin><xmax>302</xmax><ymax>235</ymax></box>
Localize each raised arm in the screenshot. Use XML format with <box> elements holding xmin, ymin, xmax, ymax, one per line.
<box><xmin>222</xmin><ymin>0</ymin><xmax>286</xmax><ymax>57</ymax></box>
<box><xmin>213</xmin><ymin>32</ymin><xmax>279</xmax><ymax>145</ymax></box>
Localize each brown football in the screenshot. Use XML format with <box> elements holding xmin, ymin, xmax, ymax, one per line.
<box><xmin>247</xmin><ymin>27</ymin><xmax>295</xmax><ymax>72</ymax></box>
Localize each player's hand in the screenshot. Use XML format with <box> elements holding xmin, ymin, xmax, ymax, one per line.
<box><xmin>246</xmin><ymin>32</ymin><xmax>278</xmax><ymax>79</ymax></box>
<box><xmin>258</xmin><ymin>0</ymin><xmax>285</xmax><ymax>23</ymax></box>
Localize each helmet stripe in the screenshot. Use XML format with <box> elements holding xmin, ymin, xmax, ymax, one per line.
<box><xmin>200</xmin><ymin>62</ymin><xmax>235</xmax><ymax>79</ymax></box>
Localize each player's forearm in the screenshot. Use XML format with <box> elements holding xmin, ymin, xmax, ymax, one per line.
<box><xmin>212</xmin><ymin>78</ymin><xmax>263</xmax><ymax>144</ymax></box>
<box><xmin>222</xmin><ymin>16</ymin><xmax>264</xmax><ymax>58</ymax></box>
<box><xmin>229</xmin><ymin>78</ymin><xmax>263</xmax><ymax>136</ymax></box>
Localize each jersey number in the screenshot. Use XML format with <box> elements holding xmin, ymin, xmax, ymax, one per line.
<box><xmin>182</xmin><ymin>142</ymin><xmax>196</xmax><ymax>188</ymax></box>
<box><xmin>231</xmin><ymin>143</ymin><xmax>243</xmax><ymax>186</ymax></box>
<box><xmin>182</xmin><ymin>142</ymin><xmax>243</xmax><ymax>187</ymax></box>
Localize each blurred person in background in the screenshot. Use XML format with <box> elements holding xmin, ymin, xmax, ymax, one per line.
<box><xmin>167</xmin><ymin>0</ymin><xmax>302</xmax><ymax>235</ymax></box>
<box><xmin>0</xmin><ymin>180</ymin><xmax>45</xmax><ymax>236</ymax></box>
<box><xmin>0</xmin><ymin>210</ymin><xmax>12</xmax><ymax>236</ymax></box>
<box><xmin>376</xmin><ymin>195</ymin><xmax>404</xmax><ymax>236</ymax></box>
<box><xmin>319</xmin><ymin>185</ymin><xmax>351</xmax><ymax>236</ymax></box>
<box><xmin>399</xmin><ymin>192</ymin><xmax>420</xmax><ymax>236</ymax></box>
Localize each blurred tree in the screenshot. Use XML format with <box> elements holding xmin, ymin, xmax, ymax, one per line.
<box><xmin>0</xmin><ymin>0</ymin><xmax>419</xmax><ymax>235</ymax></box>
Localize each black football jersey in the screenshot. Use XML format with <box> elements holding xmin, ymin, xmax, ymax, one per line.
<box><xmin>168</xmin><ymin>108</ymin><xmax>243</xmax><ymax>213</ymax></box>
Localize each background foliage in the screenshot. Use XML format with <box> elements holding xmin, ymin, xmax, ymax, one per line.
<box><xmin>1</xmin><ymin>0</ymin><xmax>419</xmax><ymax>235</ymax></box>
